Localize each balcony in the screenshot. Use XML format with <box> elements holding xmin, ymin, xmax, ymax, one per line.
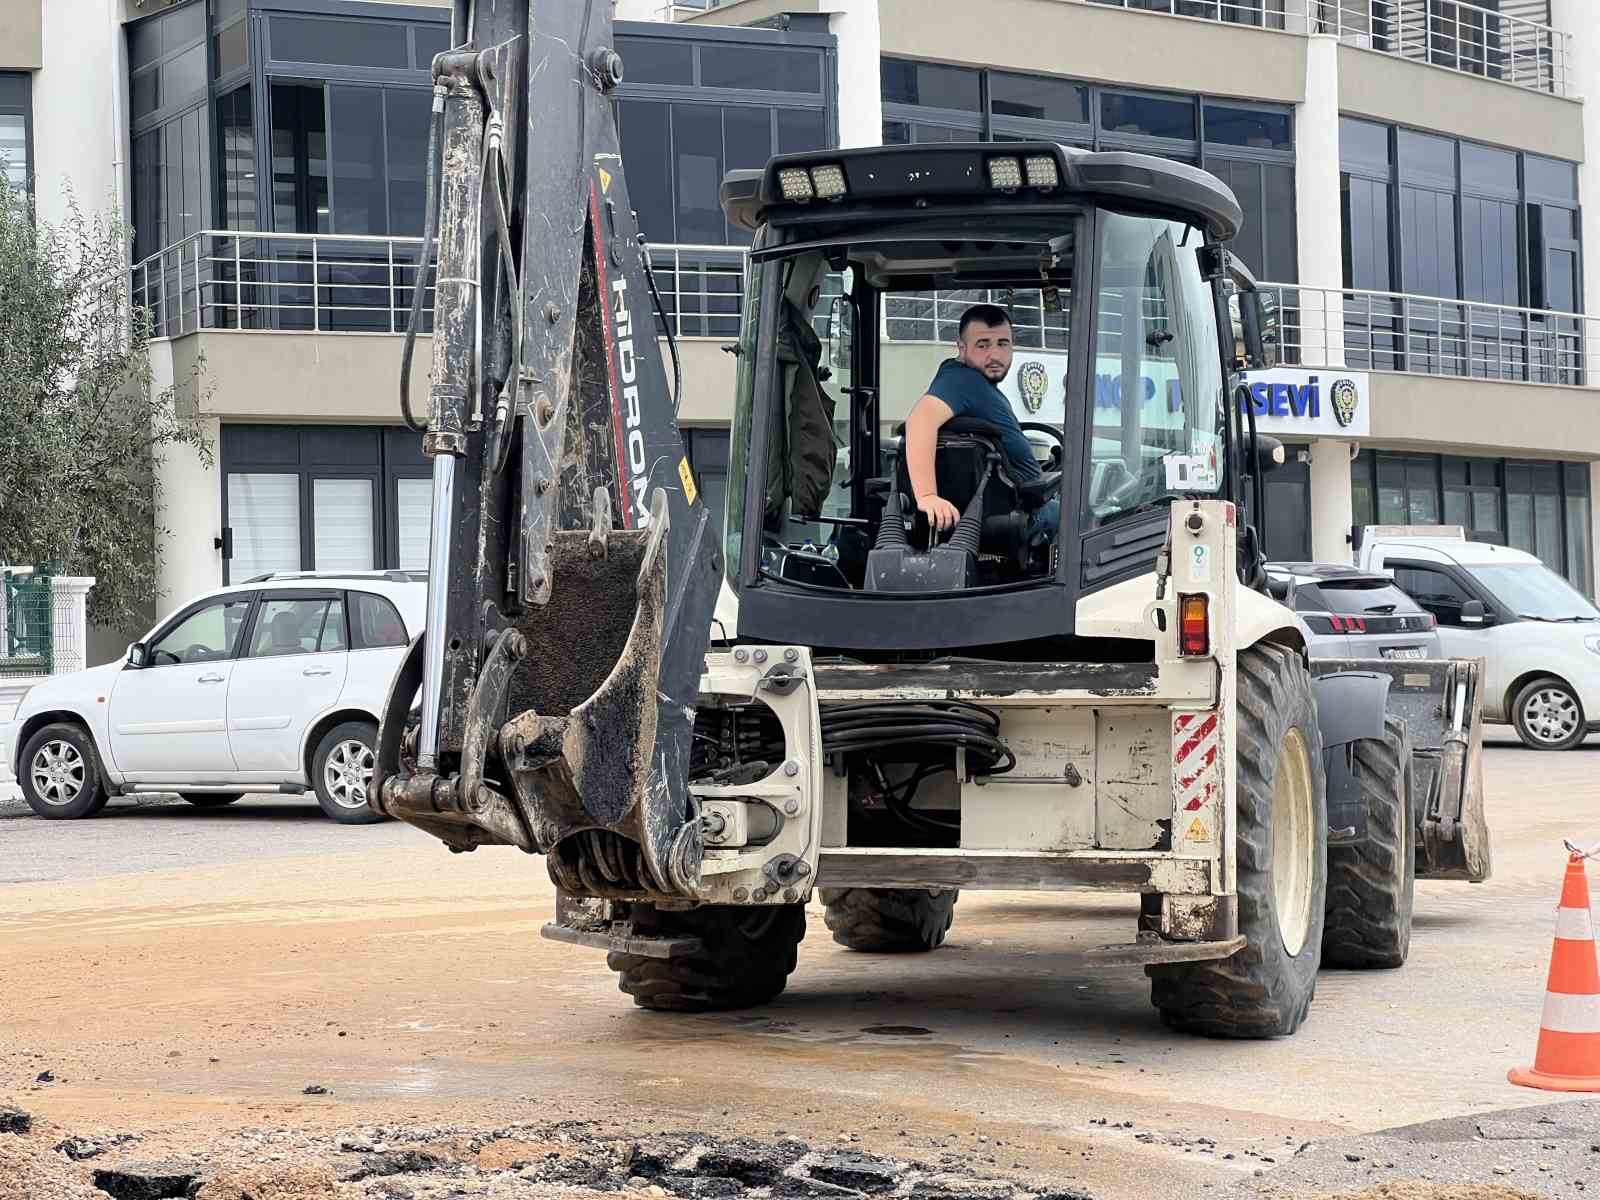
<box><xmin>1258</xmin><ymin>282</ymin><xmax>1595</xmax><ymax>386</ymax></box>
<box><xmin>1085</xmin><ymin>0</ymin><xmax>1571</xmax><ymax>96</ymax></box>
<box><xmin>130</xmin><ymin>231</ymin><xmax>748</xmax><ymax>342</ymax></box>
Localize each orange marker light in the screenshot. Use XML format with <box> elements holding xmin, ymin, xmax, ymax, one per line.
<box><xmin>1179</xmin><ymin>594</ymin><xmax>1210</xmax><ymax>657</ymax></box>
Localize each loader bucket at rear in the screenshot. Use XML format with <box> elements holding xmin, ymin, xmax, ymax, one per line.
<box><xmin>1312</xmin><ymin>658</ymin><xmax>1491</xmax><ymax>882</ymax></box>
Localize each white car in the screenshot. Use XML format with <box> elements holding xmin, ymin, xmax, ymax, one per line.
<box><xmin>1356</xmin><ymin>527</ymin><xmax>1600</xmax><ymax>750</ymax></box>
<box><xmin>1</xmin><ymin>572</ymin><xmax>424</xmax><ymax>823</ymax></box>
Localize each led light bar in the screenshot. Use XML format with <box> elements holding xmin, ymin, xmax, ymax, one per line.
<box><xmin>986</xmin><ymin>156</ymin><xmax>1023</xmax><ymax>190</ymax></box>
<box><xmin>809</xmin><ymin>163</ymin><xmax>847</xmax><ymax>198</ymax></box>
<box><xmin>1023</xmin><ymin>154</ymin><xmax>1059</xmax><ymax>189</ymax></box>
<box><xmin>777</xmin><ymin>166</ymin><xmax>815</xmax><ymax>201</ymax></box>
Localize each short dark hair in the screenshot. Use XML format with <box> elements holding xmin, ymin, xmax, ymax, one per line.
<box><xmin>958</xmin><ymin>304</ymin><xmax>1012</xmax><ymax>340</ymax></box>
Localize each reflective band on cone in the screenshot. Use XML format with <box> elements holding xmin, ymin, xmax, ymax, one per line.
<box><xmin>1509</xmin><ymin>852</ymin><xmax>1600</xmax><ymax>1093</ymax></box>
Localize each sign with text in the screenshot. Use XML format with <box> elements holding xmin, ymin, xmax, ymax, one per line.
<box><xmin>1236</xmin><ymin>368</ymin><xmax>1371</xmax><ymax>439</ymax></box>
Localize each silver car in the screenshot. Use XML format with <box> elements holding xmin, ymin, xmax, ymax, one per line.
<box><xmin>1267</xmin><ymin>562</ymin><xmax>1443</xmax><ymax>661</ymax></box>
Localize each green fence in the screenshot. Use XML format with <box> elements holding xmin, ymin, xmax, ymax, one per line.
<box><xmin>1</xmin><ymin>569</ymin><xmax>54</xmax><ymax>677</ymax></box>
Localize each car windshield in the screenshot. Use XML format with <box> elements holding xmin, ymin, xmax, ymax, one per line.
<box><xmin>1468</xmin><ymin>563</ymin><xmax>1600</xmax><ymax>621</ymax></box>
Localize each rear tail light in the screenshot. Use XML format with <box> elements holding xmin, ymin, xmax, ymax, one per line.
<box><xmin>1178</xmin><ymin>594</ymin><xmax>1210</xmax><ymax>657</ymax></box>
<box><xmin>1420</xmin><ymin>613</ymin><xmax>1436</xmax><ymax>630</ymax></box>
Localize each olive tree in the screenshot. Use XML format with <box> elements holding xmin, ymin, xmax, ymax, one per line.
<box><xmin>0</xmin><ymin>178</ymin><xmax>211</xmax><ymax>629</ymax></box>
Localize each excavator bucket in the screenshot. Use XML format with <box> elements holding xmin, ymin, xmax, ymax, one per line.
<box><xmin>1313</xmin><ymin>658</ymin><xmax>1491</xmax><ymax>882</ymax></box>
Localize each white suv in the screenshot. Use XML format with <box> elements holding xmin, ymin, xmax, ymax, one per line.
<box><xmin>1</xmin><ymin>572</ymin><xmax>424</xmax><ymax>823</ymax></box>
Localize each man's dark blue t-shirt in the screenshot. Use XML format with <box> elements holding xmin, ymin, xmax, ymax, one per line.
<box><xmin>926</xmin><ymin>359</ymin><xmax>1041</xmax><ymax>482</ymax></box>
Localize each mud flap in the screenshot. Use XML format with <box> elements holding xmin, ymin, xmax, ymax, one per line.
<box><xmin>1313</xmin><ymin>658</ymin><xmax>1490</xmax><ymax>883</ymax></box>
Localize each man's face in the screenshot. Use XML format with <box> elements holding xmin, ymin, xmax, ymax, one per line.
<box><xmin>958</xmin><ymin>320</ymin><xmax>1014</xmax><ymax>383</ymax></box>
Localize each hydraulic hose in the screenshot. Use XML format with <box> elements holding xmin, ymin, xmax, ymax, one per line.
<box><xmin>399</xmin><ymin>89</ymin><xmax>447</xmax><ymax>434</ymax></box>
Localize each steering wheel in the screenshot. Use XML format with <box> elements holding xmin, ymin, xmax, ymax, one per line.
<box><xmin>1011</xmin><ymin>423</ymin><xmax>1065</xmax><ymax>508</ymax></box>
<box><xmin>180</xmin><ymin>643</ymin><xmax>215</xmax><ymax>663</ymax></box>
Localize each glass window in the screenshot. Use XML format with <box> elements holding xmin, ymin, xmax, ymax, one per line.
<box><xmin>1399</xmin><ymin>187</ymin><xmax>1457</xmax><ymax>298</ymax></box>
<box><xmin>385</xmin><ymin>88</ymin><xmax>431</xmax><ymax>235</ymax></box>
<box><xmin>131</xmin><ymin>70</ymin><xmax>160</xmax><ymax>120</ymax></box>
<box><xmin>328</xmin><ymin>85</ymin><xmax>387</xmax><ymax>235</ymax></box>
<box><xmin>1339</xmin><ymin>117</ymin><xmax>1389</xmax><ymax>174</ymax></box>
<box><xmin>161</xmin><ymin>44</ymin><xmax>206</xmax><ymax>106</ymax></box>
<box><xmin>673</xmin><ymin>104</ymin><xmax>724</xmax><ymax>244</ymax></box>
<box><xmin>271</xmin><ymin>84</ymin><xmax>328</xmax><ymax>234</ymax></box>
<box><xmin>1461</xmin><ymin>196</ymin><xmax>1519</xmax><ymax>305</ymax></box>
<box><xmin>1565</xmin><ymin>468</ymin><xmax>1592</xmax><ymax>595</ymax></box>
<box><xmin>217</xmin><ymin>87</ymin><xmax>257</xmax><ymax>231</ymax></box>
<box><xmin>351</xmin><ymin>592</ymin><xmax>409</xmax><ymax>649</ymax></box>
<box><xmin>229</xmin><ymin>473</ymin><xmax>301</xmax><ymax>580</ymax></box>
<box><xmin>618</xmin><ymin>100</ymin><xmax>674</xmax><ymax>243</ymax></box>
<box><xmin>164</xmin><ymin>2</ymin><xmax>204</xmax><ymax>54</ymax></box>
<box><xmin>129</xmin><ymin>18</ymin><xmax>164</xmax><ymax>70</ymax></box>
<box><xmin>395</xmin><ymin>478</ymin><xmax>432</xmax><ymax>572</ymax></box>
<box><xmin>1352</xmin><ymin>452</ymin><xmax>1374</xmax><ymax>528</ymax></box>
<box><xmin>1461</xmin><ymin>142</ymin><xmax>1517</xmax><ymax>196</ymax></box>
<box><xmin>1471</xmin><ymin>563</ymin><xmax>1600</xmax><ymax>620</ymax></box>
<box><xmin>776</xmin><ymin>108</ymin><xmax>826</xmax><ymax>155</ymax></box>
<box><xmin>213</xmin><ymin>22</ymin><xmax>247</xmax><ymax>78</ymax></box>
<box><xmin>990</xmin><ymin>72</ymin><xmax>1089</xmax><ymax>124</ymax></box>
<box><xmin>1203</xmin><ymin>103</ymin><xmax>1291</xmax><ymax>151</ymax></box>
<box><xmin>615</xmin><ymin>35</ymin><xmax>693</xmax><ymax>85</ymax></box>
<box><xmin>1397</xmin><ymin>130</ymin><xmax>1456</xmax><ymax>188</ymax></box>
<box><xmin>881</xmin><ymin>58</ymin><xmax>981</xmax><ymax>111</ymax></box>
<box><xmin>1100</xmin><ymin>91</ymin><xmax>1194</xmax><ymax>141</ymax></box>
<box><xmin>1524</xmin><ymin>154</ymin><xmax>1578</xmax><ymax>204</ymax></box>
<box><xmin>271</xmin><ymin>17</ymin><xmax>409</xmax><ymax>68</ymax></box>
<box><xmin>249</xmin><ymin>598</ymin><xmax>340</xmax><ymax>658</ymax></box>
<box><xmin>1391</xmin><ymin>565</ymin><xmax>1473</xmax><ymax>624</ymax></box>
<box><xmin>313</xmin><ymin>478</ymin><xmax>376</xmax><ymax>570</ymax></box>
<box><xmin>414</xmin><ymin>25</ymin><xmax>450</xmax><ymax>69</ymax></box>
<box><xmin>0</xmin><ymin>110</ymin><xmax>26</xmax><ymax>193</ymax></box>
<box><xmin>700</xmin><ymin>45</ymin><xmax>821</xmax><ymax>93</ymax></box>
<box><xmin>149</xmin><ymin>599</ymin><xmax>253</xmax><ymax>666</ymax></box>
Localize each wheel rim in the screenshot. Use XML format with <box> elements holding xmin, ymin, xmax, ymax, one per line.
<box><xmin>1271</xmin><ymin>727</ymin><xmax>1316</xmax><ymax>957</ymax></box>
<box><xmin>1522</xmin><ymin>687</ymin><xmax>1580</xmax><ymax>745</ymax></box>
<box><xmin>30</xmin><ymin>740</ymin><xmax>86</xmax><ymax>806</ymax></box>
<box><xmin>324</xmin><ymin>739</ymin><xmax>375</xmax><ymax>809</ymax></box>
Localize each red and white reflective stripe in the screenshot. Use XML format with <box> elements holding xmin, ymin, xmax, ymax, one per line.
<box><xmin>1173</xmin><ymin>711</ymin><xmax>1219</xmax><ymax>814</ymax></box>
<box><xmin>1540</xmin><ymin>991</ymin><xmax>1600</xmax><ymax>1035</ymax></box>
<box><xmin>1555</xmin><ymin>906</ymin><xmax>1595</xmax><ymax>941</ymax></box>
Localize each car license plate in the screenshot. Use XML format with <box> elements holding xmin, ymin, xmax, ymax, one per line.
<box><xmin>1382</xmin><ymin>647</ymin><xmax>1426</xmax><ymax>660</ymax></box>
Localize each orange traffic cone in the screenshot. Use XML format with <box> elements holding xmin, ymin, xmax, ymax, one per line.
<box><xmin>1509</xmin><ymin>850</ymin><xmax>1600</xmax><ymax>1092</ymax></box>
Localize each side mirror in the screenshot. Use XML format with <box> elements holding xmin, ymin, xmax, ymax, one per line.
<box><xmin>1238</xmin><ymin>291</ymin><xmax>1281</xmax><ymax>369</ymax></box>
<box><xmin>125</xmin><ymin>642</ymin><xmax>148</xmax><ymax>668</ymax></box>
<box><xmin>1459</xmin><ymin>600</ymin><xmax>1488</xmax><ymax>626</ymax></box>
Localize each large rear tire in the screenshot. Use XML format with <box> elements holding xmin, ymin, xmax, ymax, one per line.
<box><xmin>819</xmin><ymin>887</ymin><xmax>957</xmax><ymax>952</ymax></box>
<box><xmin>1322</xmin><ymin>717</ymin><xmax>1414</xmax><ymax>969</ymax></box>
<box><xmin>1149</xmin><ymin>645</ymin><xmax>1328</xmax><ymax>1038</ymax></box>
<box><xmin>609</xmin><ymin>903</ymin><xmax>806</xmax><ymax>1012</ymax></box>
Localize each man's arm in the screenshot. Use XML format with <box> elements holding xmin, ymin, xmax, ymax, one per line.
<box><xmin>905</xmin><ymin>394</ymin><xmax>961</xmax><ymax>532</ymax></box>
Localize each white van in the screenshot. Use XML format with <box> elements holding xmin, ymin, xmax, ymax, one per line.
<box><xmin>1356</xmin><ymin>526</ymin><xmax>1600</xmax><ymax>750</ymax></box>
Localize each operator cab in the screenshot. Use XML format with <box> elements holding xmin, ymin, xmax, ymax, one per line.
<box><xmin>719</xmin><ymin>143</ymin><xmax>1245</xmax><ymax>651</ymax></box>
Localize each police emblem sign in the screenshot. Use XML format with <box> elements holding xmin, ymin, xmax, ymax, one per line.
<box><xmin>1018</xmin><ymin>360</ymin><xmax>1049</xmax><ymax>413</ymax></box>
<box><xmin>1235</xmin><ymin>368</ymin><xmax>1370</xmax><ymax>438</ymax></box>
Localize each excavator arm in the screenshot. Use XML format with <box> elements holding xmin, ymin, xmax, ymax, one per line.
<box><xmin>372</xmin><ymin>0</ymin><xmax>722</xmax><ymax>900</ymax></box>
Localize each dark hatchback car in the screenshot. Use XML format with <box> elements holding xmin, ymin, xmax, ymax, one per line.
<box><xmin>1266</xmin><ymin>562</ymin><xmax>1442</xmax><ymax>661</ymax></box>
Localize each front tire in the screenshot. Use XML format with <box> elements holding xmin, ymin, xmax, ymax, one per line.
<box><xmin>1149</xmin><ymin>645</ymin><xmax>1328</xmax><ymax>1038</ymax></box>
<box><xmin>1322</xmin><ymin>717</ymin><xmax>1414</xmax><ymax>969</ymax></box>
<box><xmin>1512</xmin><ymin>677</ymin><xmax>1586</xmax><ymax>751</ymax></box>
<box><xmin>820</xmin><ymin>887</ymin><xmax>957</xmax><ymax>952</ymax></box>
<box><xmin>19</xmin><ymin>724</ymin><xmax>107</xmax><ymax>820</ymax></box>
<box><xmin>311</xmin><ymin>722</ymin><xmax>384</xmax><ymax>825</ymax></box>
<box><xmin>608</xmin><ymin>903</ymin><xmax>806</xmax><ymax>1012</ymax></box>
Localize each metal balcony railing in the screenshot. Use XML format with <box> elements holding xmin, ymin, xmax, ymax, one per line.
<box><xmin>1258</xmin><ymin>282</ymin><xmax>1597</xmax><ymax>385</ymax></box>
<box><xmin>1084</xmin><ymin>0</ymin><xmax>1571</xmax><ymax>96</ymax></box>
<box><xmin>129</xmin><ymin>232</ymin><xmax>749</xmax><ymax>342</ymax></box>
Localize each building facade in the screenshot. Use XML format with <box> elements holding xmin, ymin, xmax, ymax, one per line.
<box><xmin>6</xmin><ymin>0</ymin><xmax>1600</xmax><ymax>659</ymax></box>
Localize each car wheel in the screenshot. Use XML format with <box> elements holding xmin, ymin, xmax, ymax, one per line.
<box><xmin>311</xmin><ymin>721</ymin><xmax>385</xmax><ymax>825</ymax></box>
<box><xmin>19</xmin><ymin>723</ymin><xmax>108</xmax><ymax>820</ymax></box>
<box><xmin>180</xmin><ymin>793</ymin><xmax>244</xmax><ymax>808</ymax></box>
<box><xmin>1513</xmin><ymin>677</ymin><xmax>1586</xmax><ymax>751</ymax></box>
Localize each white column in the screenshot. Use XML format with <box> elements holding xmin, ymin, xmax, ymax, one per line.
<box><xmin>1294</xmin><ymin>34</ymin><xmax>1353</xmax><ymax>566</ymax></box>
<box><xmin>828</xmin><ymin>0</ymin><xmax>882</xmax><ymax>149</ymax></box>
<box><xmin>33</xmin><ymin>0</ymin><xmax>123</xmax><ymax>227</ymax></box>
<box><xmin>49</xmin><ymin>577</ymin><xmax>96</xmax><ymax>676</ymax></box>
<box><xmin>612</xmin><ymin>0</ymin><xmax>666</xmax><ymax>21</ymax></box>
<box><xmin>1309</xmin><ymin>441</ymin><xmax>1355</xmax><ymax>565</ymax></box>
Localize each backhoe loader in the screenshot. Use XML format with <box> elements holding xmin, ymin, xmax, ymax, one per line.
<box><xmin>374</xmin><ymin>0</ymin><xmax>1490</xmax><ymax>1037</ymax></box>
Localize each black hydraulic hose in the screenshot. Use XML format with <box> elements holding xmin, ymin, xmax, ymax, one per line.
<box><xmin>486</xmin><ymin>141</ymin><xmax>522</xmax><ymax>479</ymax></box>
<box><xmin>400</xmin><ymin>93</ymin><xmax>446</xmax><ymax>435</ymax></box>
<box><xmin>820</xmin><ymin>699</ymin><xmax>1015</xmax><ymax>775</ymax></box>
<box><xmin>640</xmin><ymin>237</ymin><xmax>684</xmax><ymax>414</ymax></box>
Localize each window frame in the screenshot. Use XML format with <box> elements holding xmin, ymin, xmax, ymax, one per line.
<box><xmin>1383</xmin><ymin>558</ymin><xmax>1504</xmax><ymax>627</ymax></box>
<box><xmin>243</xmin><ymin>589</ymin><xmax>348</xmax><ymax>659</ymax></box>
<box><xmin>143</xmin><ymin>594</ymin><xmax>259</xmax><ymax>668</ymax></box>
<box><xmin>348</xmin><ymin>590</ymin><xmax>410</xmax><ymax>651</ymax></box>
<box><xmin>0</xmin><ymin>71</ymin><xmax>34</xmax><ymax>201</ymax></box>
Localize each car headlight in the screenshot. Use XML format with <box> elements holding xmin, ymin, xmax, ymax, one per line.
<box><xmin>1586</xmin><ymin>635</ymin><xmax>1600</xmax><ymax>656</ymax></box>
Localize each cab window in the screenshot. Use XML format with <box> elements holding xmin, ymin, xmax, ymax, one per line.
<box><xmin>148</xmin><ymin>599</ymin><xmax>253</xmax><ymax>666</ymax></box>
